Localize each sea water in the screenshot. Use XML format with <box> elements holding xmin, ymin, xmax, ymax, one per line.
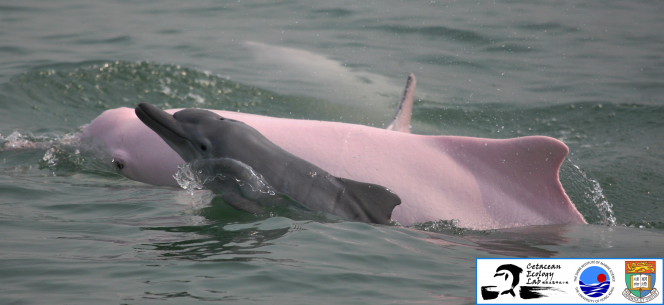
<box><xmin>1</xmin><ymin>1</ymin><xmax>663</xmax><ymax>304</ymax></box>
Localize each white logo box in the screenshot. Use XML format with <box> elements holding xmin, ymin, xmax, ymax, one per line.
<box><xmin>476</xmin><ymin>258</ymin><xmax>663</xmax><ymax>304</ymax></box>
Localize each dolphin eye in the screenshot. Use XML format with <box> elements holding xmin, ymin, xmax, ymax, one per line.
<box><xmin>114</xmin><ymin>161</ymin><xmax>124</xmax><ymax>170</ymax></box>
<box><xmin>200</xmin><ymin>145</ymin><xmax>207</xmax><ymax>151</ymax></box>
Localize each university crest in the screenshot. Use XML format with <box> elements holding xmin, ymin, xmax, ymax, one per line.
<box><xmin>623</xmin><ymin>261</ymin><xmax>659</xmax><ymax>303</ymax></box>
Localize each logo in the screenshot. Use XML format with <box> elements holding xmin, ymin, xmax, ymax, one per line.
<box><xmin>478</xmin><ymin>258</ymin><xmax>662</xmax><ymax>304</ymax></box>
<box><xmin>479</xmin><ymin>263</ymin><xmax>564</xmax><ymax>301</ymax></box>
<box><xmin>579</xmin><ymin>266</ymin><xmax>611</xmax><ymax>298</ymax></box>
<box><xmin>574</xmin><ymin>261</ymin><xmax>615</xmax><ymax>302</ymax></box>
<box><xmin>480</xmin><ymin>264</ymin><xmax>523</xmax><ymax>300</ymax></box>
<box><xmin>623</xmin><ymin>261</ymin><xmax>660</xmax><ymax>303</ymax></box>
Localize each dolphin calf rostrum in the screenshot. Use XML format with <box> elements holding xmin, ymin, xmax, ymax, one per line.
<box><xmin>135</xmin><ymin>103</ymin><xmax>401</xmax><ymax>225</ymax></box>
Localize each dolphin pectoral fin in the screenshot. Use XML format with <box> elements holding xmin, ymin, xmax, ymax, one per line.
<box><xmin>221</xmin><ymin>193</ymin><xmax>266</xmax><ymax>215</ymax></box>
<box><xmin>335</xmin><ymin>178</ymin><xmax>401</xmax><ymax>225</ymax></box>
<box><xmin>387</xmin><ymin>73</ymin><xmax>416</xmax><ymax>133</ymax></box>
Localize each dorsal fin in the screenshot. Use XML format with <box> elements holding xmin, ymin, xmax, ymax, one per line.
<box><xmin>387</xmin><ymin>73</ymin><xmax>416</xmax><ymax>133</ymax></box>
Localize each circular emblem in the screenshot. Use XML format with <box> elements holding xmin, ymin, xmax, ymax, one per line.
<box><xmin>579</xmin><ymin>266</ymin><xmax>611</xmax><ymax>298</ymax></box>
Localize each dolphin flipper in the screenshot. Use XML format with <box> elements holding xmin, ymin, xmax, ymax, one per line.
<box><xmin>334</xmin><ymin>179</ymin><xmax>401</xmax><ymax>225</ymax></box>
<box><xmin>387</xmin><ymin>73</ymin><xmax>416</xmax><ymax>133</ymax></box>
<box><xmin>221</xmin><ymin>193</ymin><xmax>266</xmax><ymax>215</ymax></box>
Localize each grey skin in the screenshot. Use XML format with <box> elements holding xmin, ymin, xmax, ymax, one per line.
<box><xmin>135</xmin><ymin>103</ymin><xmax>401</xmax><ymax>224</ymax></box>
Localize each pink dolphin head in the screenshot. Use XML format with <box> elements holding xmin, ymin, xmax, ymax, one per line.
<box><xmin>82</xmin><ymin>107</ymin><xmax>184</xmax><ymax>186</ymax></box>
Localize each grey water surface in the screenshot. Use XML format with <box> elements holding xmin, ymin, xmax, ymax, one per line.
<box><xmin>1</xmin><ymin>1</ymin><xmax>663</xmax><ymax>304</ymax></box>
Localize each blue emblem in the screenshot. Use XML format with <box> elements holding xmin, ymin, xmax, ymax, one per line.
<box><xmin>579</xmin><ymin>266</ymin><xmax>611</xmax><ymax>298</ymax></box>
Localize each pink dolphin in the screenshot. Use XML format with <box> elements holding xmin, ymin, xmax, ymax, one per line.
<box><xmin>82</xmin><ymin>75</ymin><xmax>586</xmax><ymax>229</ymax></box>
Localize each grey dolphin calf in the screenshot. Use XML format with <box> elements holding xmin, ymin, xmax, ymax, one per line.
<box><xmin>135</xmin><ymin>103</ymin><xmax>401</xmax><ymax>225</ymax></box>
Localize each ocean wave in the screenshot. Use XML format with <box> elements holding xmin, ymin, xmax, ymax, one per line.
<box><xmin>579</xmin><ymin>281</ymin><xmax>611</xmax><ymax>298</ymax></box>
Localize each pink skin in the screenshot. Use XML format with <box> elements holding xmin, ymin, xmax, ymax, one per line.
<box><xmin>83</xmin><ymin>107</ymin><xmax>586</xmax><ymax>229</ymax></box>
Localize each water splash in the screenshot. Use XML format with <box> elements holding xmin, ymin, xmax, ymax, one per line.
<box><xmin>409</xmin><ymin>219</ymin><xmax>474</xmax><ymax>235</ymax></box>
<box><xmin>42</xmin><ymin>146</ymin><xmax>59</xmax><ymax>167</ymax></box>
<box><xmin>560</xmin><ymin>159</ymin><xmax>616</xmax><ymax>226</ymax></box>
<box><xmin>38</xmin><ymin>134</ymin><xmax>85</xmax><ymax>172</ymax></box>
<box><xmin>174</xmin><ymin>158</ymin><xmax>277</xmax><ymax>198</ymax></box>
<box><xmin>1</xmin><ymin>131</ymin><xmax>54</xmax><ymax>150</ymax></box>
<box><xmin>0</xmin><ymin>130</ymin><xmax>87</xmax><ymax>171</ymax></box>
<box><xmin>173</xmin><ymin>163</ymin><xmax>207</xmax><ymax>195</ymax></box>
<box><xmin>1</xmin><ymin>131</ymin><xmax>31</xmax><ymax>149</ymax></box>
